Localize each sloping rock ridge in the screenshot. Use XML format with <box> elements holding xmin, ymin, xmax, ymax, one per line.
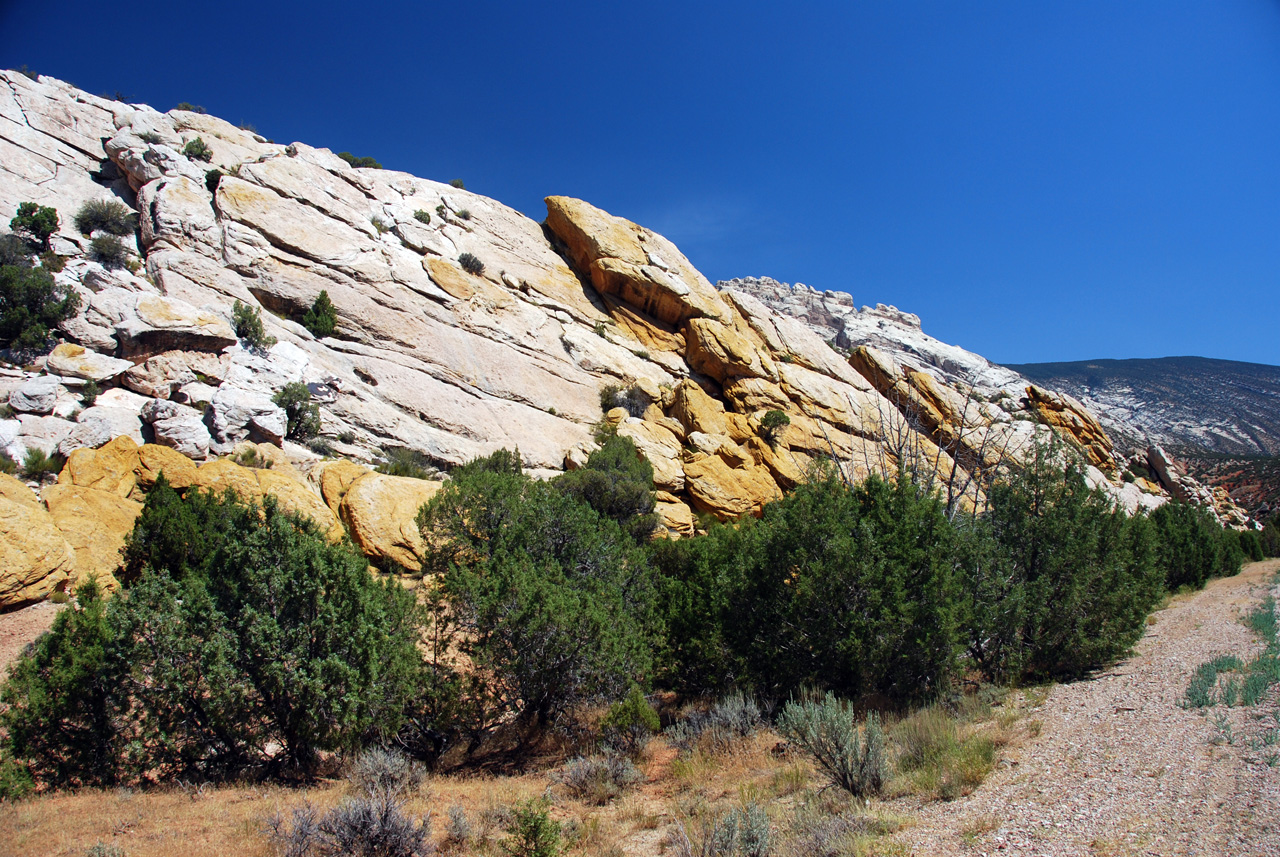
<box><xmin>0</xmin><ymin>71</ymin><xmax>1249</xmax><ymax>604</ymax></box>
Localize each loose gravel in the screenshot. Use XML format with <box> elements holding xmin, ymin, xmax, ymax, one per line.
<box><xmin>893</xmin><ymin>559</ymin><xmax>1280</xmax><ymax>857</ymax></box>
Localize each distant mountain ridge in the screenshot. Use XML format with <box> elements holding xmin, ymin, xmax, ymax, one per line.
<box><xmin>1004</xmin><ymin>356</ymin><xmax>1280</xmax><ymax>458</ymax></box>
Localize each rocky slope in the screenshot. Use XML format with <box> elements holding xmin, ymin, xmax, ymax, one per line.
<box><xmin>1007</xmin><ymin>356</ymin><xmax>1280</xmax><ymax>458</ymax></box>
<box><xmin>0</xmin><ymin>71</ymin><xmax>1240</xmax><ymax>608</ymax></box>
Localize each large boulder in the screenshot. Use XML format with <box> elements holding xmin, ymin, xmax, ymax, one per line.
<box><xmin>208</xmin><ymin>385</ymin><xmax>287</xmax><ymax>446</ymax></box>
<box><xmin>316</xmin><ymin>458</ymin><xmax>369</xmax><ymax>516</ymax></box>
<box><xmin>9</xmin><ymin>376</ymin><xmax>65</xmax><ymax>415</ymax></box>
<box><xmin>115</xmin><ymin>293</ymin><xmax>238</xmax><ymax>358</ymax></box>
<box><xmin>57</xmin><ymin>405</ymin><xmax>145</xmax><ymax>456</ymax></box>
<box><xmin>141</xmin><ymin>398</ymin><xmax>212</xmax><ymax>459</ymax></box>
<box><xmin>42</xmin><ymin>483</ymin><xmax>141</xmax><ymax>592</ymax></box>
<box><xmin>57</xmin><ymin>435</ymin><xmax>142</xmax><ymax>498</ymax></box>
<box><xmin>135</xmin><ymin>442</ymin><xmax>198</xmax><ymax>489</ymax></box>
<box><xmin>45</xmin><ymin>343</ymin><xmax>133</xmax><ymax>382</ymax></box>
<box><xmin>256</xmin><ymin>469</ymin><xmax>342</xmax><ymax>540</ymax></box>
<box><xmin>0</xmin><ymin>489</ymin><xmax>76</xmax><ymax>608</ymax></box>
<box><xmin>339</xmin><ymin>472</ymin><xmax>441</xmax><ymax>572</ymax></box>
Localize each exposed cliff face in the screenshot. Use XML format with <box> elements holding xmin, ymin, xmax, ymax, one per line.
<box><xmin>0</xmin><ymin>72</ymin><xmax>1249</xmax><ymax>605</ymax></box>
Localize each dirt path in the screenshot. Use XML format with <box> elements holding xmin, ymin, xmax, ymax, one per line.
<box><xmin>0</xmin><ymin>600</ymin><xmax>60</xmax><ymax>678</ymax></box>
<box><xmin>894</xmin><ymin>560</ymin><xmax>1280</xmax><ymax>856</ymax></box>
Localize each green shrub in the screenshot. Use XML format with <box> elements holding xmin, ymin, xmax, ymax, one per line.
<box><xmin>301</xmin><ymin>289</ymin><xmax>337</xmax><ymax>337</ymax></box>
<box><xmin>175</xmin><ymin>102</ymin><xmax>207</xmax><ymax>114</ymax></box>
<box><xmin>413</xmin><ymin>209</ymin><xmax>431</xmax><ymax>225</ymax></box>
<box><xmin>777</xmin><ymin>693</ymin><xmax>886</xmax><ymax>797</ymax></box>
<box><xmin>74</xmin><ymin>200</ymin><xmax>135</xmax><ymax>236</ymax></box>
<box><xmin>0</xmin><ymin>751</ymin><xmax>34</xmax><ymax>800</ymax></box>
<box><xmin>273</xmin><ymin>382</ymin><xmax>321</xmax><ymax>441</ymax></box>
<box><xmin>80</xmin><ymin>380</ymin><xmax>100</xmax><ymax>408</ymax></box>
<box><xmin>435</xmin><ymin>204</ymin><xmax>447</xmax><ymax>219</ymax></box>
<box><xmin>653</xmin><ymin>469</ymin><xmax>961</xmax><ymax>701</ymax></box>
<box><xmin>553</xmin><ymin>434</ymin><xmax>658</xmax><ymax>543</ymax></box>
<box><xmin>21</xmin><ymin>447</ymin><xmax>63</xmax><ymax>481</ymax></box>
<box><xmin>337</xmin><ymin>152</ymin><xmax>382</xmax><ymax>169</ymax></box>
<box><xmin>205</xmin><ymin>169</ymin><xmax>222</xmax><ymax>193</ymax></box>
<box><xmin>0</xmin><ymin>450</ymin><xmax>17</xmax><ymax>475</ymax></box>
<box><xmin>0</xmin><ymin>262</ymin><xmax>79</xmax><ymax>350</ymax></box>
<box><xmin>182</xmin><ymin>137</ymin><xmax>212</xmax><ymax>162</ymax></box>
<box><xmin>418</xmin><ymin>453</ymin><xmax>658</xmax><ymax>737</ymax></box>
<box><xmin>449</xmin><ymin>179</ymin><xmax>466</xmax><ymax>189</ymax></box>
<box><xmin>9</xmin><ymin>202</ymin><xmax>58</xmax><ymax>250</ymax></box>
<box><xmin>89</xmin><ymin>235</ymin><xmax>130</xmax><ymax>269</ymax></box>
<box><xmin>458</xmin><ymin>252</ymin><xmax>484</xmax><ymax>276</ymax></box>
<box><xmin>0</xmin><ymin>578</ymin><xmax>119</xmax><ymax>789</ymax></box>
<box><xmin>1</xmin><ymin>482</ymin><xmax>427</xmax><ymax>788</ymax></box>
<box><xmin>39</xmin><ymin>250</ymin><xmax>66</xmax><ymax>273</ymax></box>
<box><xmin>1150</xmin><ymin>502</ymin><xmax>1225</xmax><ymax>590</ymax></box>
<box><xmin>598</xmin><ymin>383</ymin><xmax>648</xmax><ymax>418</ymax></box>
<box><xmin>600</xmin><ymin>686</ymin><xmax>660</xmax><ymax>755</ymax></box>
<box><xmin>231</xmin><ymin>299</ymin><xmax>276</xmax><ymax>349</ymax></box>
<box><xmin>967</xmin><ymin>440</ymin><xmax>1163</xmax><ymax>681</ymax></box>
<box><xmin>376</xmin><ymin>447</ymin><xmax>435</xmax><ymax>480</ymax></box>
<box><xmin>0</xmin><ymin>233</ymin><xmax>32</xmax><ymax>267</ymax></box>
<box><xmin>457</xmin><ymin>209</ymin><xmax>471</xmax><ymax>221</ymax></box>
<box><xmin>138</xmin><ymin>131</ymin><xmax>163</xmax><ymax>144</ymax></box>
<box><xmin>503</xmin><ymin>798</ymin><xmax>560</xmax><ymax>857</ymax></box>
<box><xmin>758</xmin><ymin>409</ymin><xmax>790</xmax><ymax>447</ymax></box>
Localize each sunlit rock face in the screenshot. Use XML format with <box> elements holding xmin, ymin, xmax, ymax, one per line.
<box><xmin>0</xmin><ymin>68</ymin><xmax>1248</xmax><ymax>574</ymax></box>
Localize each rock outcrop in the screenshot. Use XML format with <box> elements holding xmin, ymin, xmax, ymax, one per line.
<box><xmin>0</xmin><ymin>69</ymin><xmax>1253</xmax><ymax>611</ymax></box>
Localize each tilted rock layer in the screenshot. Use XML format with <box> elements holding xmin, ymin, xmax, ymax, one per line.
<box><xmin>0</xmin><ymin>72</ymin><xmax>1251</xmax><ymax>603</ymax></box>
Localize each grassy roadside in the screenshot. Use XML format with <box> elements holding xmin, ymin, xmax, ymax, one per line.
<box><xmin>0</xmin><ymin>688</ymin><xmax>1046</xmax><ymax>857</ymax></box>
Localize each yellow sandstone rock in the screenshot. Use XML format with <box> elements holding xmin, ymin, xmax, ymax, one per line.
<box><xmin>339</xmin><ymin>472</ymin><xmax>442</xmax><ymax>572</ymax></box>
<box><xmin>0</xmin><ymin>494</ymin><xmax>76</xmax><ymax>607</ymax></box>
<box><xmin>58</xmin><ymin>435</ymin><xmax>142</xmax><ymax>498</ymax></box>
<box><xmin>42</xmin><ymin>484</ymin><xmax>141</xmax><ymax>592</ymax></box>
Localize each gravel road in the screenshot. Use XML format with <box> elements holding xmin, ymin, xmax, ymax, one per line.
<box><xmin>895</xmin><ymin>559</ymin><xmax>1280</xmax><ymax>856</ymax></box>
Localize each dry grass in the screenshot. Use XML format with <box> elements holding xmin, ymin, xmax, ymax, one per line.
<box><xmin>0</xmin><ymin>690</ymin><xmax>1029</xmax><ymax>857</ymax></box>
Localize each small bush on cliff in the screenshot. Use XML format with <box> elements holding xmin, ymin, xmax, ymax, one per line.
<box><xmin>413</xmin><ymin>209</ymin><xmax>431</xmax><ymax>225</ymax></box>
<box><xmin>274</xmin><ymin>382</ymin><xmax>321</xmax><ymax>441</ymax></box>
<box><xmin>338</xmin><ymin>152</ymin><xmax>382</xmax><ymax>170</ymax></box>
<box><xmin>232</xmin><ymin>299</ymin><xmax>276</xmax><ymax>349</ymax></box>
<box><xmin>758</xmin><ymin>409</ymin><xmax>790</xmax><ymax>448</ymax></box>
<box><xmin>301</xmin><ymin>290</ymin><xmax>337</xmax><ymax>338</ymax></box>
<box><xmin>74</xmin><ymin>199</ymin><xmax>136</xmax><ymax>236</ymax></box>
<box><xmin>554</xmin><ymin>433</ymin><xmax>658</xmax><ymax>543</ymax></box>
<box><xmin>89</xmin><ymin>235</ymin><xmax>131</xmax><ymax>269</ymax></box>
<box><xmin>9</xmin><ymin>202</ymin><xmax>58</xmax><ymax>250</ymax></box>
<box><xmin>458</xmin><ymin>252</ymin><xmax>484</xmax><ymax>276</ymax></box>
<box><xmin>182</xmin><ymin>137</ymin><xmax>213</xmax><ymax>163</ymax></box>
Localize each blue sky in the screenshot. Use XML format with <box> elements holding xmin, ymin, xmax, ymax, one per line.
<box><xmin>4</xmin><ymin>1</ymin><xmax>1279</xmax><ymax>365</ymax></box>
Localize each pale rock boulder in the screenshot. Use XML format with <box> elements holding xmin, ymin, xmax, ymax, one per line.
<box><xmin>339</xmin><ymin>472</ymin><xmax>441</xmax><ymax>572</ymax></box>
<box><xmin>209</xmin><ymin>385</ymin><xmax>287</xmax><ymax>446</ymax></box>
<box><xmin>45</xmin><ymin>343</ymin><xmax>133</xmax><ymax>382</ymax></box>
<box><xmin>57</xmin><ymin>406</ymin><xmax>145</xmax><ymax>456</ymax></box>
<box><xmin>122</xmin><ymin>351</ymin><xmax>229</xmax><ymax>400</ymax></box>
<box><xmin>141</xmin><ymin>398</ymin><xmax>213</xmax><ymax>459</ymax></box>
<box><xmin>544</xmin><ymin>196</ymin><xmax>726</xmax><ymax>325</ymax></box>
<box><xmin>0</xmin><ymin>491</ymin><xmax>76</xmax><ymax>608</ymax></box>
<box><xmin>13</xmin><ymin>414</ymin><xmax>76</xmax><ymax>457</ymax></box>
<box><xmin>192</xmin><ymin>458</ymin><xmax>263</xmax><ymax>500</ymax></box>
<box><xmin>42</xmin><ymin>483</ymin><xmax>140</xmax><ymax>592</ymax></box>
<box><xmin>656</xmin><ymin>499</ymin><xmax>695</xmax><ymax>537</ymax></box>
<box><xmin>116</xmin><ymin>293</ymin><xmax>238</xmax><ymax>358</ymax></box>
<box><xmin>10</xmin><ymin>376</ymin><xmax>65</xmax><ymax>414</ymax></box>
